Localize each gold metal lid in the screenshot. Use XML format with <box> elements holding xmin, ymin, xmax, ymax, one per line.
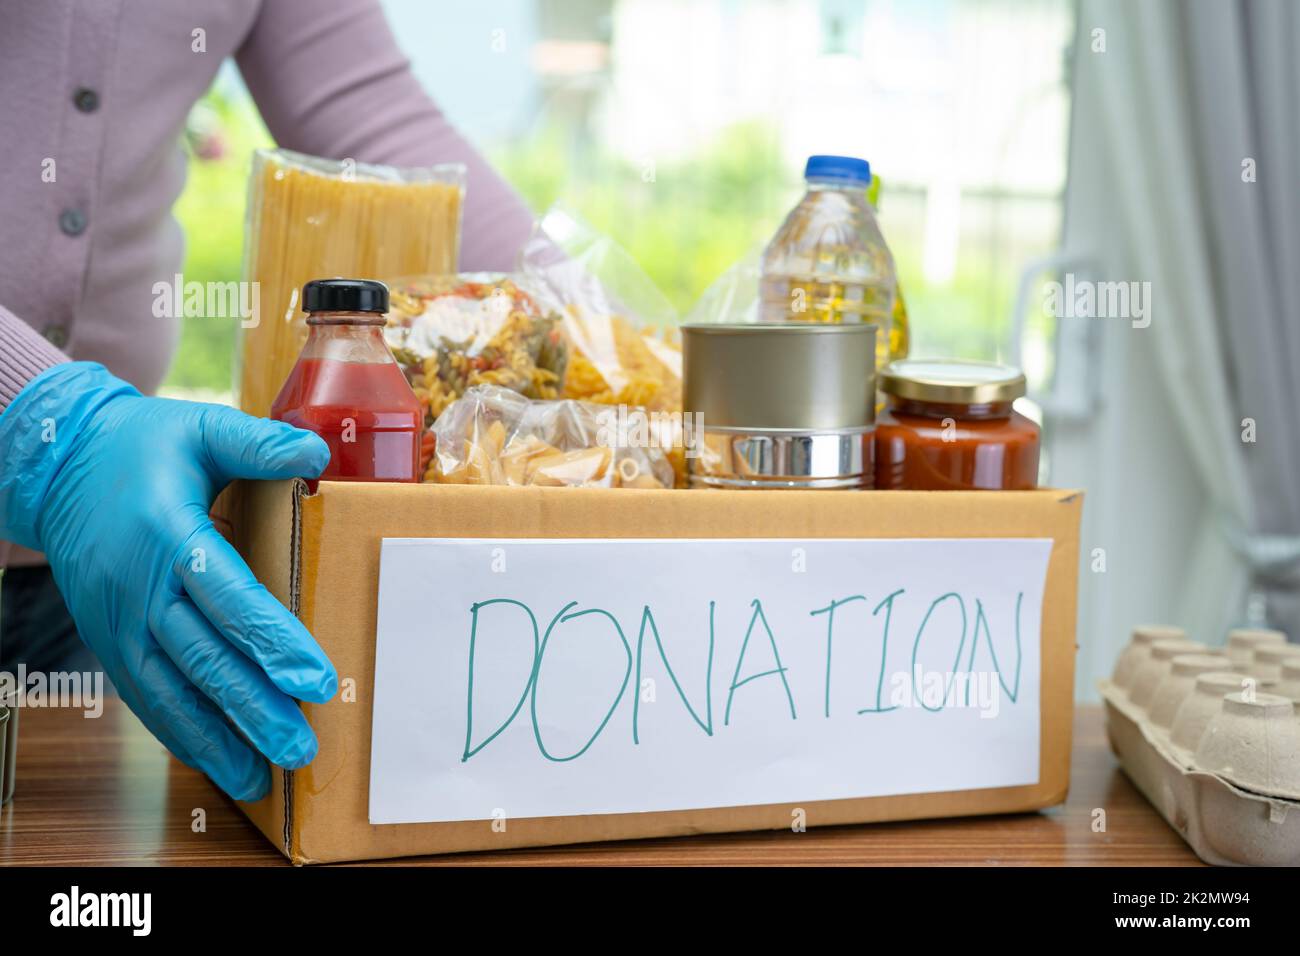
<box><xmin>879</xmin><ymin>359</ymin><xmax>1026</xmax><ymax>405</ymax></box>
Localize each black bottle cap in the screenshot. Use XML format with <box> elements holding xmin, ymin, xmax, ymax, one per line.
<box><xmin>302</xmin><ymin>278</ymin><xmax>389</xmax><ymax>314</ymax></box>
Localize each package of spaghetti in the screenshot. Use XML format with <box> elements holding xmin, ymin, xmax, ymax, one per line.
<box><xmin>519</xmin><ymin>206</ymin><xmax>686</xmax><ymax>484</ymax></box>
<box><xmin>428</xmin><ymin>385</ymin><xmax>673</xmax><ymax>489</ymax></box>
<box><xmin>383</xmin><ymin>274</ymin><xmax>568</xmax><ymax>426</ymax></box>
<box><xmin>238</xmin><ymin>149</ymin><xmax>464</xmax><ymax>418</ymax></box>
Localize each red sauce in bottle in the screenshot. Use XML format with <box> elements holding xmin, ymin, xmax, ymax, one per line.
<box><xmin>873</xmin><ymin>360</ymin><xmax>1040</xmax><ymax>490</ymax></box>
<box><xmin>271</xmin><ymin>279</ymin><xmax>422</xmax><ymax>484</ymax></box>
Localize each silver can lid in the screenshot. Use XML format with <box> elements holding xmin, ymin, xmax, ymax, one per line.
<box><xmin>683</xmin><ymin>323</ymin><xmax>877</xmax><ymax>431</ymax></box>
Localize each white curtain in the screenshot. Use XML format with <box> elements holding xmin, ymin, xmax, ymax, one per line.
<box><xmin>1076</xmin><ymin>0</ymin><xmax>1300</xmax><ymax>641</ymax></box>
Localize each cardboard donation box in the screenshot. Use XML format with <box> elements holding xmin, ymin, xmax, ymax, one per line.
<box><xmin>216</xmin><ymin>480</ymin><xmax>1083</xmax><ymax>864</ymax></box>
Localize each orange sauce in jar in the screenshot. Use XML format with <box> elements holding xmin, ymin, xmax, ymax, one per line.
<box><xmin>874</xmin><ymin>360</ymin><xmax>1039</xmax><ymax>490</ymax></box>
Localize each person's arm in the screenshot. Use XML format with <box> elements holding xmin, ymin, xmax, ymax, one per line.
<box><xmin>235</xmin><ymin>0</ymin><xmax>537</xmax><ymax>273</ymax></box>
<box><xmin>0</xmin><ymin>308</ymin><xmax>69</xmax><ymax>411</ymax></box>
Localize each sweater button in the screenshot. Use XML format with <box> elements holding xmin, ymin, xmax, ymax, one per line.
<box><xmin>44</xmin><ymin>325</ymin><xmax>69</xmax><ymax>348</ymax></box>
<box><xmin>59</xmin><ymin>208</ymin><xmax>87</xmax><ymax>236</ymax></box>
<box><xmin>73</xmin><ymin>88</ymin><xmax>100</xmax><ymax>113</ymax></box>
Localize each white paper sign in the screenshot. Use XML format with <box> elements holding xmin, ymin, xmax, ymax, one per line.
<box><xmin>369</xmin><ymin>537</ymin><xmax>1052</xmax><ymax>825</ymax></box>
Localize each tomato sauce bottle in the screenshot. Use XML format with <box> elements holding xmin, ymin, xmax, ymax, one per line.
<box><xmin>271</xmin><ymin>279</ymin><xmax>422</xmax><ymax>484</ymax></box>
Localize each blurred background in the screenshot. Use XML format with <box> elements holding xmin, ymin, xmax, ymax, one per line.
<box><xmin>167</xmin><ymin>0</ymin><xmax>1072</xmax><ymax>397</ymax></box>
<box><xmin>165</xmin><ymin>0</ymin><xmax>1300</xmax><ymax>700</ymax></box>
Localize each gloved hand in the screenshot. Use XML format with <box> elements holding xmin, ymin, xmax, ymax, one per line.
<box><xmin>0</xmin><ymin>363</ymin><xmax>337</xmax><ymax>800</ymax></box>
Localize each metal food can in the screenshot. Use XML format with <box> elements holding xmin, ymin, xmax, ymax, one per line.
<box><xmin>682</xmin><ymin>323</ymin><xmax>876</xmax><ymax>489</ymax></box>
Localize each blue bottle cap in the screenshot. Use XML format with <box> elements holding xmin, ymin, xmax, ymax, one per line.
<box><xmin>804</xmin><ymin>154</ymin><xmax>871</xmax><ymax>185</ymax></box>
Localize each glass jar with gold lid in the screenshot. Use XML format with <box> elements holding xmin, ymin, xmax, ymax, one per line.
<box><xmin>874</xmin><ymin>359</ymin><xmax>1040</xmax><ymax>490</ymax></box>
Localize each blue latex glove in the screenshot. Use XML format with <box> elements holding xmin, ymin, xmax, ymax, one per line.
<box><xmin>0</xmin><ymin>363</ymin><xmax>337</xmax><ymax>800</ymax></box>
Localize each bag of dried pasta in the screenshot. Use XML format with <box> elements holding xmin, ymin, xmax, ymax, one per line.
<box><xmin>428</xmin><ymin>385</ymin><xmax>673</xmax><ymax>489</ymax></box>
<box><xmin>382</xmin><ymin>274</ymin><xmax>568</xmax><ymax>426</ymax></box>
<box><xmin>519</xmin><ymin>206</ymin><xmax>686</xmax><ymax>483</ymax></box>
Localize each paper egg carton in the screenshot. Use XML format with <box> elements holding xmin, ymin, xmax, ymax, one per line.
<box><xmin>1100</xmin><ymin>626</ymin><xmax>1300</xmax><ymax>866</ymax></box>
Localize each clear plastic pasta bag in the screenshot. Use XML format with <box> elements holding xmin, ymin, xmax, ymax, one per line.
<box><xmin>518</xmin><ymin>206</ymin><xmax>688</xmax><ymax>485</ymax></box>
<box><xmin>428</xmin><ymin>385</ymin><xmax>674</xmax><ymax>489</ymax></box>
<box><xmin>383</xmin><ymin>273</ymin><xmax>569</xmax><ymax>425</ymax></box>
<box><xmin>683</xmin><ymin>249</ymin><xmax>763</xmax><ymax>325</ymax></box>
<box><xmin>519</xmin><ymin>205</ymin><xmax>681</xmax><ymax>414</ymax></box>
<box><xmin>238</xmin><ymin>149</ymin><xmax>465</xmax><ymax>418</ymax></box>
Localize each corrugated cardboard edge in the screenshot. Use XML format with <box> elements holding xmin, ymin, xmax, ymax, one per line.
<box><xmin>231</xmin><ymin>481</ymin><xmax>1082</xmax><ymax>864</ymax></box>
<box><xmin>213</xmin><ymin>479</ymin><xmax>298</xmax><ymax>861</ymax></box>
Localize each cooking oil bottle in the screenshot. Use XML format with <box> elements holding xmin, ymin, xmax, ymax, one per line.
<box><xmin>759</xmin><ymin>155</ymin><xmax>908</xmax><ymax>373</ymax></box>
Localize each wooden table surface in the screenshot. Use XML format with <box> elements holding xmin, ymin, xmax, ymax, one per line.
<box><xmin>0</xmin><ymin>699</ymin><xmax>1200</xmax><ymax>866</ymax></box>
